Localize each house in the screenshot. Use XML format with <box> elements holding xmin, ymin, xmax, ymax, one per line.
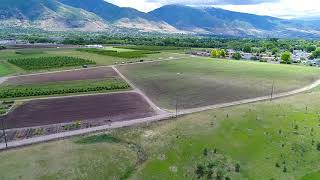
<box><xmin>85</xmin><ymin>45</ymin><xmax>104</xmax><ymax>48</ymax></box>
<box><xmin>304</xmin><ymin>59</ymin><xmax>320</xmax><ymax>66</ymax></box>
<box><xmin>292</xmin><ymin>50</ymin><xmax>311</xmax><ymax>62</ymax></box>
<box><xmin>0</xmin><ymin>39</ymin><xmax>17</xmax><ymax>45</ymax></box>
<box><xmin>240</xmin><ymin>52</ymin><xmax>254</xmax><ymax>60</ymax></box>
<box><xmin>189</xmin><ymin>50</ymin><xmax>211</xmax><ymax>57</ymax></box>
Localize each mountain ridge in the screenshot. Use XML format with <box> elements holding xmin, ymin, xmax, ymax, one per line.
<box><xmin>1</xmin><ymin>0</ymin><xmax>320</xmax><ymax>38</ymax></box>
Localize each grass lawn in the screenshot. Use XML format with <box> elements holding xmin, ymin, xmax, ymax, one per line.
<box><xmin>1</xmin><ymin>86</ymin><xmax>320</xmax><ymax>179</ymax></box>
<box><xmin>0</xmin><ymin>139</ymin><xmax>137</xmax><ymax>180</ymax></box>
<box><xmin>118</xmin><ymin>57</ymin><xmax>320</xmax><ymax>109</ymax></box>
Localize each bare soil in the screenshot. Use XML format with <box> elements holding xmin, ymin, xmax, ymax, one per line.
<box><xmin>1</xmin><ymin>92</ymin><xmax>155</xmax><ymax>129</ymax></box>
<box><xmin>4</xmin><ymin>67</ymin><xmax>118</xmax><ymax>85</ymax></box>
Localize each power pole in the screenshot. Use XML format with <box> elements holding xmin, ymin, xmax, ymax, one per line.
<box><xmin>175</xmin><ymin>95</ymin><xmax>178</xmax><ymax>118</ymax></box>
<box><xmin>270</xmin><ymin>80</ymin><xmax>275</xmax><ymax>101</ymax></box>
<box><xmin>1</xmin><ymin>117</ymin><xmax>7</xmax><ymax>149</ymax></box>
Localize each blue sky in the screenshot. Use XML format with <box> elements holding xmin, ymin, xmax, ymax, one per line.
<box><xmin>106</xmin><ymin>0</ymin><xmax>320</xmax><ymax>19</ymax></box>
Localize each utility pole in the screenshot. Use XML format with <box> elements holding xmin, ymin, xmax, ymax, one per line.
<box><xmin>176</xmin><ymin>73</ymin><xmax>181</xmax><ymax>118</ymax></box>
<box><xmin>175</xmin><ymin>95</ymin><xmax>178</xmax><ymax>118</ymax></box>
<box><xmin>1</xmin><ymin>117</ymin><xmax>7</xmax><ymax>149</ymax></box>
<box><xmin>270</xmin><ymin>80</ymin><xmax>275</xmax><ymax>101</ymax></box>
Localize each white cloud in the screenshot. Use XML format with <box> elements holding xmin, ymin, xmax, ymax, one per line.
<box><xmin>106</xmin><ymin>0</ymin><xmax>320</xmax><ymax>19</ymax></box>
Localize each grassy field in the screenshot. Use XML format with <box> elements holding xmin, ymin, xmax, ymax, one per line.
<box><xmin>119</xmin><ymin>57</ymin><xmax>320</xmax><ymax>109</ymax></box>
<box><xmin>0</xmin><ymin>48</ymin><xmax>186</xmax><ymax>76</ymax></box>
<box><xmin>0</xmin><ymin>78</ymin><xmax>130</xmax><ymax>100</ymax></box>
<box><xmin>0</xmin><ymin>61</ymin><xmax>23</xmax><ymax>76</ymax></box>
<box><xmin>1</xmin><ymin>86</ymin><xmax>320</xmax><ymax>179</ymax></box>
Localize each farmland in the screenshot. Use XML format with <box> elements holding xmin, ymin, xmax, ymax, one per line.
<box><xmin>0</xmin><ymin>47</ymin><xmax>186</xmax><ymax>76</ymax></box>
<box><xmin>1</xmin><ymin>86</ymin><xmax>320</xmax><ymax>179</ymax></box>
<box><xmin>76</xmin><ymin>48</ymin><xmax>160</xmax><ymax>59</ymax></box>
<box><xmin>0</xmin><ymin>78</ymin><xmax>129</xmax><ymax>99</ymax></box>
<box><xmin>119</xmin><ymin>57</ymin><xmax>320</xmax><ymax>109</ymax></box>
<box><xmin>8</xmin><ymin>56</ymin><xmax>95</xmax><ymax>70</ymax></box>
<box><xmin>3</xmin><ymin>67</ymin><xmax>118</xmax><ymax>85</ymax></box>
<box><xmin>2</xmin><ymin>92</ymin><xmax>155</xmax><ymax>129</ymax></box>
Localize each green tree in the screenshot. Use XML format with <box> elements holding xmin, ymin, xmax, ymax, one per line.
<box><xmin>243</xmin><ymin>45</ymin><xmax>252</xmax><ymax>53</ymax></box>
<box><xmin>232</xmin><ymin>52</ymin><xmax>241</xmax><ymax>60</ymax></box>
<box><xmin>220</xmin><ymin>49</ymin><xmax>226</xmax><ymax>58</ymax></box>
<box><xmin>281</xmin><ymin>51</ymin><xmax>292</xmax><ymax>64</ymax></box>
<box><xmin>272</xmin><ymin>48</ymin><xmax>279</xmax><ymax>55</ymax></box>
<box><xmin>311</xmin><ymin>47</ymin><xmax>320</xmax><ymax>59</ymax></box>
<box><xmin>211</xmin><ymin>49</ymin><xmax>220</xmax><ymax>58</ymax></box>
<box><xmin>306</xmin><ymin>45</ymin><xmax>317</xmax><ymax>53</ymax></box>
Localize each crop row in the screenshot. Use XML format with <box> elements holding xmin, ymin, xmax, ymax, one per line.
<box><xmin>8</xmin><ymin>56</ymin><xmax>96</xmax><ymax>70</ymax></box>
<box><xmin>118</xmin><ymin>45</ymin><xmax>188</xmax><ymax>51</ymax></box>
<box><xmin>77</xmin><ymin>48</ymin><xmax>159</xmax><ymax>59</ymax></box>
<box><xmin>0</xmin><ymin>80</ymin><xmax>130</xmax><ymax>99</ymax></box>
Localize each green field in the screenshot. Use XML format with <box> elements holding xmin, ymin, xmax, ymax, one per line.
<box><xmin>8</xmin><ymin>56</ymin><xmax>95</xmax><ymax>70</ymax></box>
<box><xmin>119</xmin><ymin>57</ymin><xmax>320</xmax><ymax>109</ymax></box>
<box><xmin>0</xmin><ymin>78</ymin><xmax>130</xmax><ymax>100</ymax></box>
<box><xmin>0</xmin><ymin>48</ymin><xmax>186</xmax><ymax>76</ymax></box>
<box><xmin>0</xmin><ymin>61</ymin><xmax>23</xmax><ymax>76</ymax></box>
<box><xmin>1</xmin><ymin>86</ymin><xmax>320</xmax><ymax>179</ymax></box>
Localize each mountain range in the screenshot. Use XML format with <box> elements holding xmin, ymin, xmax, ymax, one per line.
<box><xmin>1</xmin><ymin>0</ymin><xmax>320</xmax><ymax>38</ymax></box>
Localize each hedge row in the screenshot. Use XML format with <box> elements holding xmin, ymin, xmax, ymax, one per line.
<box><xmin>77</xmin><ymin>48</ymin><xmax>160</xmax><ymax>59</ymax></box>
<box><xmin>0</xmin><ymin>80</ymin><xmax>129</xmax><ymax>98</ymax></box>
<box><xmin>8</xmin><ymin>56</ymin><xmax>96</xmax><ymax>70</ymax></box>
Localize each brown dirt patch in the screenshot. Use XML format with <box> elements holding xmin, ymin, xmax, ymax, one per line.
<box><xmin>4</xmin><ymin>67</ymin><xmax>118</xmax><ymax>85</ymax></box>
<box><xmin>1</xmin><ymin>92</ymin><xmax>155</xmax><ymax>129</ymax></box>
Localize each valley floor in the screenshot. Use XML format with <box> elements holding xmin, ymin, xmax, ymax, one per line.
<box><xmin>1</xmin><ymin>86</ymin><xmax>320</xmax><ymax>179</ymax></box>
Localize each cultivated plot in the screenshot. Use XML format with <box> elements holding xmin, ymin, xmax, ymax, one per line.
<box><xmin>119</xmin><ymin>57</ymin><xmax>320</xmax><ymax>109</ymax></box>
<box><xmin>3</xmin><ymin>66</ymin><xmax>118</xmax><ymax>85</ymax></box>
<box><xmin>2</xmin><ymin>92</ymin><xmax>155</xmax><ymax>129</ymax></box>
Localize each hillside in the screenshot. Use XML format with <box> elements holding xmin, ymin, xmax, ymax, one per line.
<box><xmin>0</xmin><ymin>0</ymin><xmax>109</xmax><ymax>31</ymax></box>
<box><xmin>1</xmin><ymin>1</ymin><xmax>320</xmax><ymax>37</ymax></box>
<box><xmin>57</xmin><ymin>0</ymin><xmax>181</xmax><ymax>33</ymax></box>
<box><xmin>149</xmin><ymin>4</ymin><xmax>320</xmax><ymax>38</ymax></box>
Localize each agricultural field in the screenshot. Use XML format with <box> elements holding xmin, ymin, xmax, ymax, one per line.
<box><xmin>76</xmin><ymin>48</ymin><xmax>160</xmax><ymax>59</ymax></box>
<box><xmin>3</xmin><ymin>67</ymin><xmax>118</xmax><ymax>85</ymax></box>
<box><xmin>2</xmin><ymin>92</ymin><xmax>155</xmax><ymax>129</ymax></box>
<box><xmin>2</xmin><ymin>86</ymin><xmax>320</xmax><ymax>179</ymax></box>
<box><xmin>0</xmin><ymin>78</ymin><xmax>129</xmax><ymax>100</ymax></box>
<box><xmin>0</xmin><ymin>61</ymin><xmax>22</xmax><ymax>76</ymax></box>
<box><xmin>0</xmin><ymin>47</ymin><xmax>187</xmax><ymax>76</ymax></box>
<box><xmin>8</xmin><ymin>56</ymin><xmax>95</xmax><ymax>70</ymax></box>
<box><xmin>119</xmin><ymin>56</ymin><xmax>320</xmax><ymax>109</ymax></box>
<box><xmin>0</xmin><ymin>100</ymin><xmax>14</xmax><ymax>115</ymax></box>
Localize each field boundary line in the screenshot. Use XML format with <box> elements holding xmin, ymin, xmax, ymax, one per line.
<box><xmin>111</xmin><ymin>66</ymin><xmax>167</xmax><ymax>115</ymax></box>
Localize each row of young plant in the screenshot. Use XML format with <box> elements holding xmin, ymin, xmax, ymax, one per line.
<box><xmin>0</xmin><ymin>101</ymin><xmax>14</xmax><ymax>115</ymax></box>
<box><xmin>8</xmin><ymin>56</ymin><xmax>95</xmax><ymax>70</ymax></box>
<box><xmin>0</xmin><ymin>80</ymin><xmax>129</xmax><ymax>98</ymax></box>
<box><xmin>77</xmin><ymin>48</ymin><xmax>159</xmax><ymax>59</ymax></box>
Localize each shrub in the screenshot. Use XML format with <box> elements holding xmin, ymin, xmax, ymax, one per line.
<box><xmin>0</xmin><ymin>79</ymin><xmax>129</xmax><ymax>99</ymax></box>
<box><xmin>232</xmin><ymin>52</ymin><xmax>241</xmax><ymax>60</ymax></box>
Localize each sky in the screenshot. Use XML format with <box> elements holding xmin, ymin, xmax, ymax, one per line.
<box><xmin>106</xmin><ymin>0</ymin><xmax>320</xmax><ymax>19</ymax></box>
